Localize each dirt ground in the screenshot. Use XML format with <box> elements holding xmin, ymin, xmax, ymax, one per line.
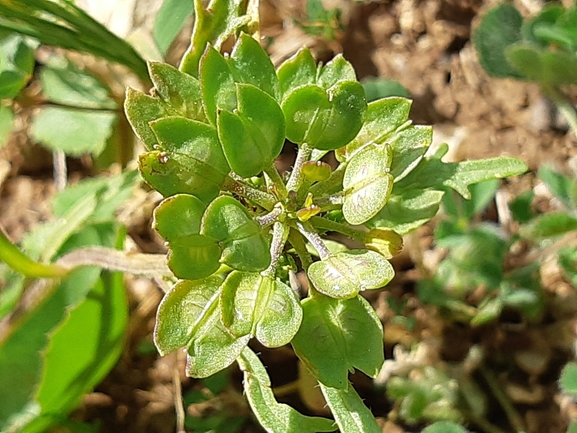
<box><xmin>1</xmin><ymin>0</ymin><xmax>576</xmax><ymax>432</ymax></box>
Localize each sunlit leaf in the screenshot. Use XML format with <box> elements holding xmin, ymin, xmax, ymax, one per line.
<box><xmin>153</xmin><ymin>0</ymin><xmax>194</xmax><ymax>55</ymax></box>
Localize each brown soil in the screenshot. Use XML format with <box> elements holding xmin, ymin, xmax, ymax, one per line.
<box><xmin>1</xmin><ymin>1</ymin><xmax>576</xmax><ymax>433</ymax></box>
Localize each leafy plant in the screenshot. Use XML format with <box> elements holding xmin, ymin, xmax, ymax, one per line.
<box><xmin>122</xmin><ymin>0</ymin><xmax>527</xmax><ymax>430</ymax></box>
<box><xmin>0</xmin><ymin>0</ymin><xmax>530</xmax><ymax>431</ymax></box>
<box><xmin>474</xmin><ymin>3</ymin><xmax>577</xmax><ymax>136</ymax></box>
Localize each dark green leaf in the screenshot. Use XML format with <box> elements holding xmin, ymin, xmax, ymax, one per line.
<box><xmin>229</xmin><ymin>33</ymin><xmax>280</xmax><ymax>100</ymax></box>
<box><xmin>473</xmin><ymin>4</ymin><xmax>524</xmax><ymax>78</ymax></box>
<box><xmin>153</xmin><ymin>194</ymin><xmax>207</xmax><ymax>240</ymax></box>
<box><xmin>319</xmin><ymin>382</ymin><xmax>381</xmax><ymax>433</ymax></box>
<box><xmin>153</xmin><ymin>0</ymin><xmax>194</xmax><ymax>55</ymax></box>
<box><xmin>166</xmin><ymin>234</ymin><xmax>222</xmax><ymax>280</ymax></box>
<box><xmin>202</xmin><ymin>196</ymin><xmax>271</xmax><ymax>272</ymax></box>
<box><xmin>292</xmin><ymin>294</ymin><xmax>384</xmax><ymax>388</ymax></box>
<box><xmin>217</xmin><ymin>83</ymin><xmax>285</xmax><ymax>177</ymax></box>
<box><xmin>200</xmin><ymin>45</ymin><xmax>237</xmax><ymax>125</ymax></box>
<box><xmin>506</xmin><ymin>44</ymin><xmax>577</xmax><ymax>85</ymax></box>
<box><xmin>238</xmin><ymin>347</ymin><xmax>337</xmax><ymax>433</ymax></box>
<box><xmin>30</xmin><ymin>107</ymin><xmax>116</xmax><ymax>156</ymax></box>
<box><xmin>509</xmin><ymin>190</ymin><xmax>535</xmax><ymax>224</ymax></box>
<box><xmin>361</xmin><ymin>78</ymin><xmax>409</xmax><ymax>102</ymax></box>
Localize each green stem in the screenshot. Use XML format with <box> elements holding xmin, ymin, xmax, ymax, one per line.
<box><xmin>0</xmin><ymin>229</ymin><xmax>68</xmax><ymax>278</ymax></box>
<box><xmin>288</xmin><ymin>229</ymin><xmax>312</xmax><ymax>271</ymax></box>
<box><xmin>295</xmin><ymin>221</ymin><xmax>330</xmax><ymax>259</ymax></box>
<box><xmin>480</xmin><ymin>366</ymin><xmax>526</xmax><ymax>433</ymax></box>
<box><xmin>544</xmin><ymin>85</ymin><xmax>577</xmax><ymax>139</ymax></box>
<box><xmin>309</xmin><ymin>216</ymin><xmax>367</xmax><ymax>242</ymax></box>
<box><xmin>223</xmin><ymin>175</ymin><xmax>277</xmax><ymax>211</ymax></box>
<box><xmin>264</xmin><ymin>163</ymin><xmax>288</xmax><ymax>198</ymax></box>
<box><xmin>286</xmin><ymin>143</ymin><xmax>312</xmax><ymax>193</ymax></box>
<box><xmin>261</xmin><ymin>222</ymin><xmax>289</xmax><ymax>278</ymax></box>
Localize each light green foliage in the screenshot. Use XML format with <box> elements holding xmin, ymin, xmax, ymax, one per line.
<box><xmin>0</xmin><ymin>33</ymin><xmax>36</xmax><ymax>99</ymax></box>
<box><xmin>153</xmin><ymin>0</ymin><xmax>195</xmax><ymax>56</ymax></box>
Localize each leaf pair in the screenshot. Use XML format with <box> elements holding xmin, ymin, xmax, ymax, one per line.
<box><xmin>278</xmin><ymin>48</ymin><xmax>367</xmax><ymax>150</ymax></box>
<box><xmin>154</xmin><ymin>272</ymin><xmax>302</xmax><ymax>377</ymax></box>
<box><xmin>154</xmin><ymin>194</ymin><xmax>270</xmax><ymax>280</ymax></box>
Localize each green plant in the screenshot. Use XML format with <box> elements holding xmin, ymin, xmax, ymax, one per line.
<box><xmin>474</xmin><ymin>3</ymin><xmax>577</xmax><ymax>136</ymax></box>
<box><xmin>0</xmin><ymin>0</ymin><xmax>529</xmax><ymax>431</ymax></box>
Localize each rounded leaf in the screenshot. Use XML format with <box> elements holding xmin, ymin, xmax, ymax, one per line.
<box><xmin>308</xmin><ymin>250</ymin><xmax>394</xmax><ymax>298</ymax></box>
<box><xmin>200</xmin><ymin>45</ymin><xmax>237</xmax><ymax>125</ymax></box>
<box><xmin>125</xmin><ymin>88</ymin><xmax>168</xmax><ymax>150</ymax></box>
<box><xmin>167</xmin><ymin>234</ymin><xmax>222</xmax><ymax>280</ymax></box>
<box><xmin>343</xmin><ymin>145</ymin><xmax>394</xmax><ymax>225</ymax></box>
<box><xmin>277</xmin><ymin>47</ymin><xmax>317</xmax><ymax>98</ymax></box>
<box><xmin>317</xmin><ymin>54</ymin><xmax>357</xmax><ymax>89</ymax></box>
<box><xmin>202</xmin><ymin>196</ymin><xmax>271</xmax><ymax>271</ymax></box>
<box><xmin>154</xmin><ymin>277</ymin><xmax>222</xmax><ymax>356</ymax></box>
<box><xmin>153</xmin><ymin>194</ymin><xmax>206</xmax><ymax>240</ymax></box>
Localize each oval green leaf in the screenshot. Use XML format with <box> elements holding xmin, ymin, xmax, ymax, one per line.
<box><xmin>153</xmin><ymin>194</ymin><xmax>206</xmax><ymax>240</ymax></box>
<box><xmin>200</xmin><ymin>45</ymin><xmax>237</xmax><ymax>125</ymax></box>
<box><xmin>154</xmin><ymin>277</ymin><xmax>222</xmax><ymax>356</ymax></box>
<box><xmin>167</xmin><ymin>234</ymin><xmax>222</xmax><ymax>280</ymax></box>
<box><xmin>277</xmin><ymin>47</ymin><xmax>317</xmax><ymax>98</ymax></box>
<box><xmin>202</xmin><ymin>196</ymin><xmax>271</xmax><ymax>271</ymax></box>
<box><xmin>308</xmin><ymin>250</ymin><xmax>394</xmax><ymax>298</ymax></box>
<box><xmin>124</xmin><ymin>88</ymin><xmax>168</xmax><ymax>149</ymax></box>
<box><xmin>343</xmin><ymin>145</ymin><xmax>394</xmax><ymax>225</ymax></box>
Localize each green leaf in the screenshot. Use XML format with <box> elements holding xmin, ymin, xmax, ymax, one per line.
<box><xmin>372</xmin><ymin>189</ymin><xmax>444</xmax><ymax>234</ymax></box>
<box><xmin>228</xmin><ymin>33</ymin><xmax>280</xmax><ymax>100</ymax></box>
<box><xmin>538</xmin><ymin>165</ymin><xmax>573</xmax><ymax>208</ymax></box>
<box><xmin>153</xmin><ymin>194</ymin><xmax>207</xmax><ymax>240</ymax></box>
<box><xmin>154</xmin><ymin>277</ymin><xmax>222</xmax><ymax>356</ymax></box>
<box><xmin>519</xmin><ymin>212</ymin><xmax>577</xmax><ymax>239</ymax></box>
<box><xmin>277</xmin><ymin>48</ymin><xmax>317</xmax><ymax>98</ymax></box>
<box><xmin>389</xmin><ymin>125</ymin><xmax>432</xmax><ymax>181</ymax></box>
<box><xmin>473</xmin><ymin>4</ymin><xmax>524</xmax><ymax>79</ymax></box>
<box><xmin>202</xmin><ymin>196</ymin><xmax>271</xmax><ymax>272</ymax></box>
<box><xmin>30</xmin><ymin>107</ymin><xmax>116</xmax><ymax>156</ymax></box>
<box><xmin>166</xmin><ymin>234</ymin><xmax>222</xmax><ymax>280</ymax></box>
<box><xmin>143</xmin><ymin>116</ymin><xmax>229</xmax><ymax>202</ymax></box>
<box><xmin>343</xmin><ymin>145</ymin><xmax>394</xmax><ymax>225</ymax></box>
<box><xmin>509</xmin><ymin>190</ymin><xmax>535</xmax><ymax>224</ymax></box>
<box><xmin>179</xmin><ymin>0</ymin><xmax>257</xmax><ymax>77</ymax></box>
<box><xmin>319</xmin><ymin>382</ymin><xmax>381</xmax><ymax>433</ymax></box>
<box><xmin>153</xmin><ymin>0</ymin><xmax>194</xmax><ymax>55</ymax></box>
<box><xmin>221</xmin><ymin>272</ymin><xmax>303</xmax><ymax>347</ymax></box>
<box><xmin>422</xmin><ymin>421</ymin><xmax>469</xmax><ymax>433</ymax></box>
<box><xmin>238</xmin><ymin>347</ymin><xmax>337</xmax><ymax>433</ymax></box>
<box><xmin>0</xmin><ymin>34</ymin><xmax>35</xmax><ymax>99</ymax></box>
<box><xmin>559</xmin><ymin>247</ymin><xmax>577</xmax><ymax>287</ymax></box>
<box><xmin>0</xmin><ymin>267</ymin><xmax>101</xmax><ymax>432</ymax></box>
<box><xmin>0</xmin><ymin>104</ymin><xmax>14</xmax><ymax>147</ymax></box>
<box><xmin>217</xmin><ymin>83</ymin><xmax>285</xmax><ymax>177</ymax></box>
<box><xmin>335</xmin><ymin>97</ymin><xmax>412</xmax><ymax>162</ymax></box>
<box><xmin>396</xmin><ymin>151</ymin><xmax>528</xmax><ymax>199</ymax></box>
<box><xmin>148</xmin><ymin>62</ymin><xmax>206</xmax><ymax>122</ymax></box>
<box><xmin>200</xmin><ymin>44</ymin><xmax>237</xmax><ymax>125</ymax></box>
<box><xmin>292</xmin><ymin>294</ymin><xmax>384</xmax><ymax>388</ymax></box>
<box><xmin>361</xmin><ymin>78</ymin><xmax>409</xmax><ymax>102</ymax></box>
<box><xmin>34</xmin><ymin>270</ymin><xmax>127</xmax><ymax>420</ymax></box>
<box><xmin>40</xmin><ymin>59</ymin><xmax>117</xmax><ymax>109</ymax></box>
<box><xmin>506</xmin><ymin>44</ymin><xmax>577</xmax><ymax>85</ymax></box>
<box><xmin>282</xmin><ymin>81</ymin><xmax>366</xmax><ymax>150</ymax></box>
<box><xmin>317</xmin><ymin>54</ymin><xmax>357</xmax><ymax>89</ymax></box>
<box><xmin>308</xmin><ymin>250</ymin><xmax>394</xmax><ymax>298</ymax></box>
<box><xmin>441</xmin><ymin>180</ymin><xmax>499</xmax><ymax>222</ymax></box>
<box><xmin>124</xmin><ymin>88</ymin><xmax>169</xmax><ymax>149</ymax></box>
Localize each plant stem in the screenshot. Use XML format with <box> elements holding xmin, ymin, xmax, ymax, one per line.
<box><xmin>480</xmin><ymin>366</ymin><xmax>526</xmax><ymax>433</ymax></box>
<box><xmin>545</xmin><ymin>85</ymin><xmax>577</xmax><ymax>138</ymax></box>
<box><xmin>254</xmin><ymin>204</ymin><xmax>284</xmax><ymax>227</ymax></box>
<box><xmin>223</xmin><ymin>175</ymin><xmax>277</xmax><ymax>210</ymax></box>
<box><xmin>286</xmin><ymin>143</ymin><xmax>311</xmax><ymax>193</ymax></box>
<box><xmin>56</xmin><ymin>246</ymin><xmax>171</xmax><ymax>277</ymax></box>
<box><xmin>261</xmin><ymin>222</ymin><xmax>289</xmax><ymax>278</ymax></box>
<box><xmin>0</xmin><ymin>229</ymin><xmax>68</xmax><ymax>278</ymax></box>
<box><xmin>264</xmin><ymin>163</ymin><xmax>288</xmax><ymax>198</ymax></box>
<box><xmin>309</xmin><ymin>216</ymin><xmax>367</xmax><ymax>242</ymax></box>
<box><xmin>295</xmin><ymin>221</ymin><xmax>331</xmax><ymax>259</ymax></box>
<box><xmin>288</xmin><ymin>229</ymin><xmax>312</xmax><ymax>271</ymax></box>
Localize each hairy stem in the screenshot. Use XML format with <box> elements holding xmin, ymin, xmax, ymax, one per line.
<box><xmin>286</xmin><ymin>143</ymin><xmax>312</xmax><ymax>193</ymax></box>
<box><xmin>261</xmin><ymin>222</ymin><xmax>289</xmax><ymax>278</ymax></box>
<box><xmin>295</xmin><ymin>221</ymin><xmax>330</xmax><ymax>259</ymax></box>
